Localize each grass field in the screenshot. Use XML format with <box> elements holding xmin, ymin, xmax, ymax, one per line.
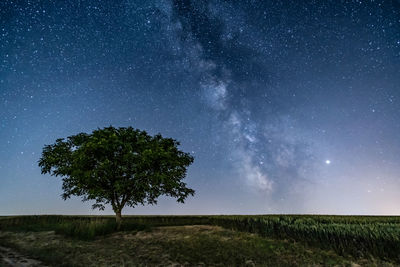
<box><xmin>0</xmin><ymin>215</ymin><xmax>399</xmax><ymax>266</ymax></box>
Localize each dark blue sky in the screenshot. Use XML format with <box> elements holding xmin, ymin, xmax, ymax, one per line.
<box><xmin>1</xmin><ymin>0</ymin><xmax>400</xmax><ymax>215</ymax></box>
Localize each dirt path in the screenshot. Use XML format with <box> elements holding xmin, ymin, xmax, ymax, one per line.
<box><xmin>0</xmin><ymin>246</ymin><xmax>45</xmax><ymax>267</ymax></box>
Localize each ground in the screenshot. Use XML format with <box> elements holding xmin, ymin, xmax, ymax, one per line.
<box><xmin>0</xmin><ymin>225</ymin><xmax>394</xmax><ymax>266</ymax></box>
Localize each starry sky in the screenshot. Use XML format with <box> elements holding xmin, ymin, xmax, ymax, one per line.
<box><xmin>1</xmin><ymin>0</ymin><xmax>400</xmax><ymax>215</ymax></box>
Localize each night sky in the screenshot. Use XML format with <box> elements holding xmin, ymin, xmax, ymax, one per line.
<box><xmin>1</xmin><ymin>0</ymin><xmax>400</xmax><ymax>215</ymax></box>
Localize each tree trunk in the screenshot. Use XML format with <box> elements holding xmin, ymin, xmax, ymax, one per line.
<box><xmin>115</xmin><ymin>210</ymin><xmax>122</xmax><ymax>230</ymax></box>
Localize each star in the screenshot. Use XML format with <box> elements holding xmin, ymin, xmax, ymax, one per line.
<box><xmin>1</xmin><ymin>0</ymin><xmax>399</xmax><ymax>215</ymax></box>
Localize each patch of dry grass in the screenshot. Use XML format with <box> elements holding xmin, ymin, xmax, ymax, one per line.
<box><xmin>0</xmin><ymin>225</ymin><xmax>394</xmax><ymax>266</ymax></box>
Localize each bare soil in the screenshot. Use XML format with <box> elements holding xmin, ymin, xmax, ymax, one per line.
<box><xmin>0</xmin><ymin>246</ymin><xmax>45</xmax><ymax>267</ymax></box>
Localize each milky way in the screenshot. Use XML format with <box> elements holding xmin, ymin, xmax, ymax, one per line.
<box><xmin>1</xmin><ymin>1</ymin><xmax>400</xmax><ymax>215</ymax></box>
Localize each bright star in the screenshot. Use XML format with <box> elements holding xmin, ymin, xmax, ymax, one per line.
<box><xmin>325</xmin><ymin>160</ymin><xmax>331</xmax><ymax>165</ymax></box>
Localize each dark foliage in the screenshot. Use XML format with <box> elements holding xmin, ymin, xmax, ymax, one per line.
<box><xmin>38</xmin><ymin>126</ymin><xmax>195</xmax><ymax>223</ymax></box>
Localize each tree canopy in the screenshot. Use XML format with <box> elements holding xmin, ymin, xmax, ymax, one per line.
<box><xmin>38</xmin><ymin>126</ymin><xmax>195</xmax><ymax>225</ymax></box>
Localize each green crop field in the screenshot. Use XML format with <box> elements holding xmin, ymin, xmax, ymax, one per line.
<box><xmin>0</xmin><ymin>215</ymin><xmax>399</xmax><ymax>266</ymax></box>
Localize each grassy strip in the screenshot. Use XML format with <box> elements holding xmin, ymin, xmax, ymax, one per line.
<box><xmin>0</xmin><ymin>226</ymin><xmax>374</xmax><ymax>266</ymax></box>
<box><xmin>1</xmin><ymin>215</ymin><xmax>400</xmax><ymax>262</ymax></box>
<box><xmin>0</xmin><ymin>215</ymin><xmax>150</xmax><ymax>240</ymax></box>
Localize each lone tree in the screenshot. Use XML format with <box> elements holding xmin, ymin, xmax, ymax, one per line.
<box><xmin>38</xmin><ymin>126</ymin><xmax>194</xmax><ymax>227</ymax></box>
